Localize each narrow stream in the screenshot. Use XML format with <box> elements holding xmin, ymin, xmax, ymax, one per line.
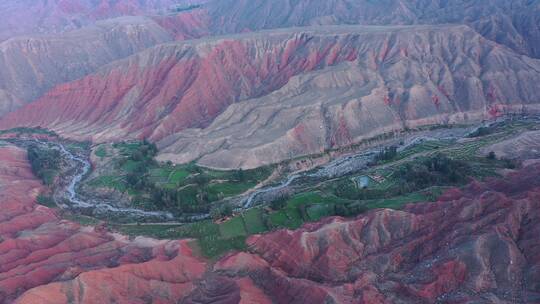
<box><xmin>4</xmin><ymin>120</ymin><xmax>488</xmax><ymax>221</ymax></box>
<box><xmin>240</xmin><ymin>126</ymin><xmax>476</xmax><ymax>208</ymax></box>
<box><xmin>19</xmin><ymin>139</ymin><xmax>176</xmax><ymax>221</ymax></box>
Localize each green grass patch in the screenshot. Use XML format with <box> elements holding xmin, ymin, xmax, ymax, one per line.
<box><xmin>362</xmin><ymin>187</ymin><xmax>444</xmax><ymax>210</ymax></box>
<box><xmin>198</xmin><ymin>235</ymin><xmax>247</xmax><ymax>260</ymax></box>
<box><xmin>88</xmin><ymin>175</ymin><xmax>127</xmax><ymax>192</ymax></box>
<box><xmin>219</xmin><ymin>216</ymin><xmax>247</xmax><ymax>238</ymax></box>
<box><xmin>64</xmin><ymin>214</ymin><xmax>101</xmax><ymax>226</ymax></box>
<box><xmin>95</xmin><ymin>146</ymin><xmax>107</xmax><ymax>158</ymax></box>
<box><xmin>121</xmin><ymin>160</ymin><xmax>141</xmax><ymax>172</ymax></box>
<box><xmin>269</xmin><ymin>208</ymin><xmax>304</xmax><ymax>229</ymax></box>
<box><xmin>36</xmin><ymin>194</ymin><xmax>56</xmax><ymax>208</ymax></box>
<box><xmin>307</xmin><ymin>203</ymin><xmax>336</xmax><ymax>221</ymax></box>
<box><xmin>169</xmin><ymin>169</ymin><xmax>190</xmax><ymax>184</ymax></box>
<box><xmin>242</xmin><ymin>208</ymin><xmax>267</xmax><ymax>234</ymax></box>
<box><xmin>207</xmin><ymin>181</ymin><xmax>256</xmax><ymax>198</ymax></box>
<box><xmin>115</xmin><ymin>142</ymin><xmax>143</xmax><ymax>155</ymax></box>
<box><xmin>149</xmin><ymin>168</ymin><xmax>170</xmax><ymax>178</ymax></box>
<box><xmin>286</xmin><ymin>192</ymin><xmax>325</xmax><ymax>208</ymax></box>
<box><xmin>118</xmin><ymin>220</ymin><xmax>247</xmax><ymax>259</ymax></box>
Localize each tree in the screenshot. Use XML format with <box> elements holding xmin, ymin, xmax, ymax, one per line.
<box><xmin>210</xmin><ymin>204</ymin><xmax>233</xmax><ymax>220</ymax></box>
<box><xmin>270</xmin><ymin>194</ymin><xmax>289</xmax><ymax>210</ymax></box>
<box><xmin>374</xmin><ymin>146</ymin><xmax>398</xmax><ymax>162</ymax></box>
<box><xmin>27</xmin><ymin>144</ymin><xmax>61</xmax><ymax>185</ymax></box>
<box><xmin>233</xmin><ymin>169</ymin><xmax>246</xmax><ymax>182</ymax></box>
<box><xmin>487</xmin><ymin>151</ymin><xmax>497</xmax><ymax>160</ymax></box>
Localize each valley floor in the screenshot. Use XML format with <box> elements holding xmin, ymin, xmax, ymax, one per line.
<box><xmin>1</xmin><ymin>121</ymin><xmax>540</xmax><ymax>302</ymax></box>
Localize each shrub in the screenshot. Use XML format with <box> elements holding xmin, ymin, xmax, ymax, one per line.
<box><xmin>269</xmin><ymin>194</ymin><xmax>289</xmax><ymax>210</ymax></box>
<box><xmin>27</xmin><ymin>144</ymin><xmax>61</xmax><ymax>185</ymax></box>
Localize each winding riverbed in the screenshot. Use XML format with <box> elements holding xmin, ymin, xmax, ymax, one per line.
<box><xmin>2</xmin><ymin>120</ymin><xmax>488</xmax><ymax>222</ymax></box>
<box><xmin>54</xmin><ymin>142</ymin><xmax>176</xmax><ymax>220</ymax></box>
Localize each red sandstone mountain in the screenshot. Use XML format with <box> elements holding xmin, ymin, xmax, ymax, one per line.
<box><xmin>0</xmin><ymin>16</ymin><xmax>177</xmax><ymax>115</ymax></box>
<box><xmin>204</xmin><ymin>0</ymin><xmax>540</xmax><ymax>59</ymax></box>
<box><xmin>3</xmin><ymin>142</ymin><xmax>540</xmax><ymax>303</ymax></box>
<box><xmin>0</xmin><ymin>1</ymin><xmax>212</xmax><ymax>116</ymax></box>
<box><xmin>2</xmin><ymin>25</ymin><xmax>540</xmax><ymax>168</ymax></box>
<box><xmin>0</xmin><ymin>0</ymin><xmax>206</xmax><ymax>42</ymax></box>
<box><xmin>0</xmin><ymin>144</ymin><xmax>207</xmax><ymax>303</ymax></box>
<box><xmin>1</xmin><ymin>0</ymin><xmax>538</xmax><ymax>116</ymax></box>
<box><xmin>0</xmin><ymin>1</ymin><xmax>539</xmax><ymax>167</ymax></box>
<box><xmin>1</xmin><ymin>1</ymin><xmax>540</xmax><ymax>303</ymax></box>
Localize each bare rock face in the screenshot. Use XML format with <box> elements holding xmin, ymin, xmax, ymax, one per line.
<box><xmin>214</xmin><ymin>164</ymin><xmax>540</xmax><ymax>303</ymax></box>
<box><xmin>0</xmin><ymin>0</ymin><xmax>204</xmax><ymax>42</ymax></box>
<box><xmin>2</xmin><ymin>25</ymin><xmax>540</xmax><ymax>168</ymax></box>
<box><xmin>0</xmin><ymin>145</ymin><xmax>206</xmax><ymax>303</ymax></box>
<box><xmin>180</xmin><ymin>274</ymin><xmax>241</xmax><ymax>304</ymax></box>
<box><xmin>0</xmin><ymin>16</ymin><xmax>175</xmax><ymax>115</ymax></box>
<box><xmin>206</xmin><ymin>0</ymin><xmax>540</xmax><ymax>59</ymax></box>
<box><xmin>481</xmin><ymin>129</ymin><xmax>540</xmax><ymax>161</ymax></box>
<box><xmin>3</xmin><ymin>134</ymin><xmax>540</xmax><ymax>303</ymax></box>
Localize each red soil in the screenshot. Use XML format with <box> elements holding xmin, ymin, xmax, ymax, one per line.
<box><xmin>3</xmin><ymin>143</ymin><xmax>540</xmax><ymax>303</ymax></box>
<box><xmin>0</xmin><ymin>145</ymin><xmax>206</xmax><ymax>303</ymax></box>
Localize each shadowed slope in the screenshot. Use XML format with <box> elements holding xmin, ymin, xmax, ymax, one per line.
<box><xmin>206</xmin><ymin>0</ymin><xmax>540</xmax><ymax>59</ymax></box>
<box><xmin>0</xmin><ymin>16</ymin><xmax>175</xmax><ymax>115</ymax></box>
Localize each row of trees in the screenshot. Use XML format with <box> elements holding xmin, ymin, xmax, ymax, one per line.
<box><xmin>396</xmin><ymin>153</ymin><xmax>470</xmax><ymax>189</ymax></box>
<box><xmin>334</xmin><ymin>153</ymin><xmax>471</xmax><ymax>201</ymax></box>
<box><xmin>374</xmin><ymin>146</ymin><xmax>398</xmax><ymax>163</ymax></box>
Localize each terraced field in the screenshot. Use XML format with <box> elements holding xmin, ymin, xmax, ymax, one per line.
<box><xmin>84</xmin><ymin>141</ymin><xmax>273</xmax><ymax>214</ymax></box>
<box><xmin>100</xmin><ymin>118</ymin><xmax>540</xmax><ymax>259</ymax></box>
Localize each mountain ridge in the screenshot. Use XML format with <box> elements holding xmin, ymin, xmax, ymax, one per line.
<box><xmin>2</xmin><ymin>24</ymin><xmax>539</xmax><ymax>168</ymax></box>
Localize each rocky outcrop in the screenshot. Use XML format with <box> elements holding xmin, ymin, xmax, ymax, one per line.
<box><xmin>3</xmin><ymin>138</ymin><xmax>540</xmax><ymax>303</ymax></box>
<box><xmin>0</xmin><ymin>16</ymin><xmax>175</xmax><ymax>115</ymax></box>
<box><xmin>214</xmin><ymin>163</ymin><xmax>540</xmax><ymax>303</ymax></box>
<box><xmin>2</xmin><ymin>25</ymin><xmax>539</xmax><ymax>168</ymax></box>
<box><xmin>0</xmin><ymin>145</ymin><xmax>206</xmax><ymax>303</ymax></box>
<box><xmin>206</xmin><ymin>0</ymin><xmax>540</xmax><ymax>59</ymax></box>
<box><xmin>481</xmin><ymin>129</ymin><xmax>540</xmax><ymax>160</ymax></box>
<box><xmin>0</xmin><ymin>0</ymin><xmax>204</xmax><ymax>42</ymax></box>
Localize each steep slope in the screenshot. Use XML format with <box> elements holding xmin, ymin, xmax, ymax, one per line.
<box><xmin>2</xmin><ymin>25</ymin><xmax>540</xmax><ymax>168</ymax></box>
<box><xmin>213</xmin><ymin>163</ymin><xmax>540</xmax><ymax>303</ymax></box>
<box><xmin>0</xmin><ymin>0</ymin><xmax>537</xmax><ymax>121</ymax></box>
<box><xmin>481</xmin><ymin>129</ymin><xmax>540</xmax><ymax>160</ymax></box>
<box><xmin>15</xmin><ymin>163</ymin><xmax>540</xmax><ymax>303</ymax></box>
<box><xmin>205</xmin><ymin>0</ymin><xmax>540</xmax><ymax>59</ymax></box>
<box><xmin>0</xmin><ymin>16</ymin><xmax>175</xmax><ymax>116</ymax></box>
<box><xmin>0</xmin><ymin>0</ymin><xmax>205</xmax><ymax>42</ymax></box>
<box><xmin>0</xmin><ymin>144</ymin><xmax>206</xmax><ymax>303</ymax></box>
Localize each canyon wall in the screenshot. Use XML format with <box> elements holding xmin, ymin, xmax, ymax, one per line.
<box><xmin>2</xmin><ymin>25</ymin><xmax>539</xmax><ymax>168</ymax></box>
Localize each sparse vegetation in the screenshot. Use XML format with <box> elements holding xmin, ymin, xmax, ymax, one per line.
<box><xmin>170</xmin><ymin>4</ymin><xmax>202</xmax><ymax>12</ymax></box>
<box><xmin>95</xmin><ymin>146</ymin><xmax>107</xmax><ymax>158</ymax></box>
<box><xmin>467</xmin><ymin>126</ymin><xmax>494</xmax><ymax>138</ymax></box>
<box><xmin>0</xmin><ymin>127</ymin><xmax>57</xmax><ymax>137</ymax></box>
<box><xmin>36</xmin><ymin>194</ymin><xmax>56</xmax><ymax>207</ymax></box>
